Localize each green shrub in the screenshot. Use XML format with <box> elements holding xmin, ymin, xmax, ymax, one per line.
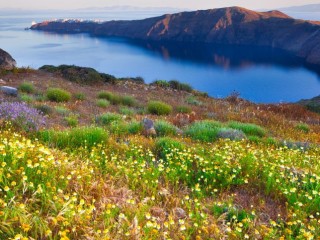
<box><xmin>176</xmin><ymin>105</ymin><xmax>192</xmax><ymax>113</ymax></box>
<box><xmin>248</xmin><ymin>136</ymin><xmax>261</xmax><ymax>144</ymax></box>
<box><xmin>295</xmin><ymin>123</ymin><xmax>310</xmax><ymax>133</ymax></box>
<box><xmin>98</xmin><ymin>91</ymin><xmax>113</xmax><ymax>100</ymax></box>
<box><xmin>38</xmin><ymin>127</ymin><xmax>108</xmax><ymax>149</ymax></box>
<box><xmin>96</xmin><ymin>113</ymin><xmax>122</xmax><ymax>125</ymax></box>
<box><xmin>119</xmin><ymin>107</ymin><xmax>135</xmax><ymax>116</ymax></box>
<box><xmin>19</xmin><ymin>82</ymin><xmax>35</xmax><ymax>94</ymax></box>
<box><xmin>152</xmin><ymin>80</ymin><xmax>170</xmax><ymax>88</ymax></box>
<box><xmin>127</xmin><ymin>121</ymin><xmax>143</xmax><ymax>135</ymax></box>
<box><xmin>75</xmin><ymin>92</ymin><xmax>86</xmax><ymax>101</ymax></box>
<box><xmin>154</xmin><ymin>120</ymin><xmax>177</xmax><ymax>137</ymax></box>
<box><xmin>64</xmin><ymin>114</ymin><xmax>79</xmax><ymax>127</ymax></box>
<box><xmin>121</xmin><ymin>95</ymin><xmax>137</xmax><ymax>107</ymax></box>
<box><xmin>55</xmin><ymin>106</ymin><xmax>70</xmax><ymax>116</ymax></box>
<box><xmin>169</xmin><ymin>80</ymin><xmax>193</xmax><ymax>92</ymax></box>
<box><xmin>20</xmin><ymin>94</ymin><xmax>34</xmax><ymax>103</ymax></box>
<box><xmin>216</xmin><ymin>128</ymin><xmax>246</xmax><ymax>141</ymax></box>
<box><xmin>35</xmin><ymin>104</ymin><xmax>53</xmax><ymax>115</ymax></box>
<box><xmin>46</xmin><ymin>88</ymin><xmax>71</xmax><ymax>102</ymax></box>
<box><xmin>155</xmin><ymin>137</ymin><xmax>185</xmax><ymax>161</ymax></box>
<box><xmin>185</xmin><ymin>120</ymin><xmax>222</xmax><ymax>142</ymax></box>
<box><xmin>228</xmin><ymin>121</ymin><xmax>266</xmax><ymax>138</ymax></box>
<box><xmin>186</xmin><ymin>96</ymin><xmax>203</xmax><ymax>106</ymax></box>
<box><xmin>108</xmin><ymin>121</ymin><xmax>129</xmax><ymax>137</ymax></box>
<box><xmin>96</xmin><ymin>99</ymin><xmax>110</xmax><ymax>108</ymax></box>
<box><xmin>147</xmin><ymin>101</ymin><xmax>172</xmax><ymax>115</ymax></box>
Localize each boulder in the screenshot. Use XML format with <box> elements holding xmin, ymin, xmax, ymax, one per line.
<box><xmin>0</xmin><ymin>86</ymin><xmax>18</xmax><ymax>97</ymax></box>
<box><xmin>142</xmin><ymin>118</ymin><xmax>157</xmax><ymax>136</ymax></box>
<box><xmin>0</xmin><ymin>49</ymin><xmax>16</xmax><ymax>70</ymax></box>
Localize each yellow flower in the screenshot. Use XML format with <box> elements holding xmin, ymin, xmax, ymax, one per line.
<box><xmin>4</xmin><ymin>186</ymin><xmax>9</xmax><ymax>192</ymax></box>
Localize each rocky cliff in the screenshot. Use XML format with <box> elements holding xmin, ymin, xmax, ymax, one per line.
<box><xmin>30</xmin><ymin>7</ymin><xmax>320</xmax><ymax>65</ymax></box>
<box><xmin>0</xmin><ymin>48</ymin><xmax>16</xmax><ymax>70</ymax></box>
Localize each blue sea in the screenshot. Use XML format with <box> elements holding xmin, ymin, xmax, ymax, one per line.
<box><xmin>0</xmin><ymin>9</ymin><xmax>320</xmax><ymax>103</ymax></box>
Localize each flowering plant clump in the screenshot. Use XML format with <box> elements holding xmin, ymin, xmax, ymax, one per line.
<box><xmin>0</xmin><ymin>101</ymin><xmax>46</xmax><ymax>131</ymax></box>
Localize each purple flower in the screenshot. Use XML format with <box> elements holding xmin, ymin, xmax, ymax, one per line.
<box><xmin>0</xmin><ymin>102</ymin><xmax>46</xmax><ymax>131</ymax></box>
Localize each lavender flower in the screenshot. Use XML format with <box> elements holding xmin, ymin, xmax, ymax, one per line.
<box><xmin>0</xmin><ymin>102</ymin><xmax>46</xmax><ymax>131</ymax></box>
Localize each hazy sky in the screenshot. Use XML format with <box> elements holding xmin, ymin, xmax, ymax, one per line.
<box><xmin>2</xmin><ymin>0</ymin><xmax>320</xmax><ymax>10</ymax></box>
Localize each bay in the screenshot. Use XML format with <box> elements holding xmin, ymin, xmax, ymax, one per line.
<box><xmin>0</xmin><ymin>10</ymin><xmax>320</xmax><ymax>103</ymax></box>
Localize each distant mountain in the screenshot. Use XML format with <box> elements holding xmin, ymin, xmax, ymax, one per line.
<box><xmin>31</xmin><ymin>6</ymin><xmax>320</xmax><ymax>66</ymax></box>
<box><xmin>77</xmin><ymin>5</ymin><xmax>186</xmax><ymax>12</ymax></box>
<box><xmin>280</xmin><ymin>4</ymin><xmax>320</xmax><ymax>12</ymax></box>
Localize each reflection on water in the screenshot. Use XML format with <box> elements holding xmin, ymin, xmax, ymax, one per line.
<box><xmin>128</xmin><ymin>40</ymin><xmax>320</xmax><ymax>75</ymax></box>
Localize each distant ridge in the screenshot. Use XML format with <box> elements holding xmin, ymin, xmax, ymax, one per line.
<box><xmin>31</xmin><ymin>6</ymin><xmax>320</xmax><ymax>66</ymax></box>
<box><xmin>280</xmin><ymin>4</ymin><xmax>320</xmax><ymax>12</ymax></box>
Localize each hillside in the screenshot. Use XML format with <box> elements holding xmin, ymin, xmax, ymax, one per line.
<box><xmin>31</xmin><ymin>6</ymin><xmax>320</xmax><ymax>66</ymax></box>
<box><xmin>0</xmin><ymin>61</ymin><xmax>320</xmax><ymax>239</ymax></box>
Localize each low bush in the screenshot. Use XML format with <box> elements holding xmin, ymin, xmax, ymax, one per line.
<box><xmin>96</xmin><ymin>99</ymin><xmax>110</xmax><ymax>108</ymax></box>
<box><xmin>119</xmin><ymin>107</ymin><xmax>135</xmax><ymax>116</ymax></box>
<box><xmin>74</xmin><ymin>92</ymin><xmax>86</xmax><ymax>101</ymax></box>
<box><xmin>108</xmin><ymin>121</ymin><xmax>129</xmax><ymax>137</ymax></box>
<box><xmin>216</xmin><ymin>128</ymin><xmax>246</xmax><ymax>141</ymax></box>
<box><xmin>55</xmin><ymin>106</ymin><xmax>70</xmax><ymax>116</ymax></box>
<box><xmin>176</xmin><ymin>105</ymin><xmax>192</xmax><ymax>113</ymax></box>
<box><xmin>228</xmin><ymin>121</ymin><xmax>266</xmax><ymax>138</ymax></box>
<box><xmin>154</xmin><ymin>120</ymin><xmax>177</xmax><ymax>137</ymax></box>
<box><xmin>38</xmin><ymin>126</ymin><xmax>108</xmax><ymax>149</ymax></box>
<box><xmin>35</xmin><ymin>104</ymin><xmax>53</xmax><ymax>115</ymax></box>
<box><xmin>169</xmin><ymin>80</ymin><xmax>193</xmax><ymax>92</ymax></box>
<box><xmin>186</xmin><ymin>96</ymin><xmax>203</xmax><ymax>106</ymax></box>
<box><xmin>96</xmin><ymin>113</ymin><xmax>122</xmax><ymax>125</ymax></box>
<box><xmin>154</xmin><ymin>137</ymin><xmax>185</xmax><ymax>161</ymax></box>
<box><xmin>0</xmin><ymin>102</ymin><xmax>46</xmax><ymax>131</ymax></box>
<box><xmin>185</xmin><ymin>120</ymin><xmax>222</xmax><ymax>142</ymax></box>
<box><xmin>46</xmin><ymin>88</ymin><xmax>71</xmax><ymax>102</ymax></box>
<box><xmin>121</xmin><ymin>95</ymin><xmax>137</xmax><ymax>107</ymax></box>
<box><xmin>127</xmin><ymin>121</ymin><xmax>143</xmax><ymax>135</ymax></box>
<box><xmin>147</xmin><ymin>101</ymin><xmax>172</xmax><ymax>115</ymax></box>
<box><xmin>64</xmin><ymin>114</ymin><xmax>79</xmax><ymax>127</ymax></box>
<box><xmin>20</xmin><ymin>94</ymin><xmax>34</xmax><ymax>103</ymax></box>
<box><xmin>19</xmin><ymin>81</ymin><xmax>35</xmax><ymax>93</ymax></box>
<box><xmin>295</xmin><ymin>123</ymin><xmax>310</xmax><ymax>133</ymax></box>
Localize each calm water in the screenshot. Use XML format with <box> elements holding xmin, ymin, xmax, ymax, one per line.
<box><xmin>1</xmin><ymin>10</ymin><xmax>320</xmax><ymax>103</ymax></box>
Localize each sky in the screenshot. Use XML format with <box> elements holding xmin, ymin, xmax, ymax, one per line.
<box><xmin>1</xmin><ymin>0</ymin><xmax>320</xmax><ymax>10</ymax></box>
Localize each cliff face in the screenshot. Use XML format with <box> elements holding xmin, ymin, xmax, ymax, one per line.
<box><xmin>31</xmin><ymin>7</ymin><xmax>320</xmax><ymax>65</ymax></box>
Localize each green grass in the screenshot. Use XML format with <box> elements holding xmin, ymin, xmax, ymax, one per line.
<box><xmin>74</xmin><ymin>92</ymin><xmax>86</xmax><ymax>101</ymax></box>
<box><xmin>96</xmin><ymin>113</ymin><xmax>122</xmax><ymax>126</ymax></box>
<box><xmin>185</xmin><ymin>120</ymin><xmax>222</xmax><ymax>142</ymax></box>
<box><xmin>295</xmin><ymin>123</ymin><xmax>310</xmax><ymax>133</ymax></box>
<box><xmin>119</xmin><ymin>107</ymin><xmax>135</xmax><ymax>116</ymax></box>
<box><xmin>228</xmin><ymin>121</ymin><xmax>266</xmax><ymax>138</ymax></box>
<box><xmin>176</xmin><ymin>105</ymin><xmax>192</xmax><ymax>113</ymax></box>
<box><xmin>38</xmin><ymin>126</ymin><xmax>108</xmax><ymax>149</ymax></box>
<box><xmin>96</xmin><ymin>99</ymin><xmax>110</xmax><ymax>108</ymax></box>
<box><xmin>64</xmin><ymin>114</ymin><xmax>79</xmax><ymax>127</ymax></box>
<box><xmin>19</xmin><ymin>81</ymin><xmax>35</xmax><ymax>93</ymax></box>
<box><xmin>98</xmin><ymin>91</ymin><xmax>137</xmax><ymax>106</ymax></box>
<box><xmin>127</xmin><ymin>121</ymin><xmax>143</xmax><ymax>135</ymax></box>
<box><xmin>147</xmin><ymin>101</ymin><xmax>172</xmax><ymax>116</ymax></box>
<box><xmin>154</xmin><ymin>120</ymin><xmax>177</xmax><ymax>137</ymax></box>
<box><xmin>20</xmin><ymin>94</ymin><xmax>34</xmax><ymax>103</ymax></box>
<box><xmin>46</xmin><ymin>88</ymin><xmax>71</xmax><ymax>102</ymax></box>
<box><xmin>154</xmin><ymin>137</ymin><xmax>185</xmax><ymax>161</ymax></box>
<box><xmin>55</xmin><ymin>106</ymin><xmax>70</xmax><ymax>116</ymax></box>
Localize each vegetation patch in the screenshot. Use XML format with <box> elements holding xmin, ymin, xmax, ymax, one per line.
<box><xmin>18</xmin><ymin>81</ymin><xmax>35</xmax><ymax>93</ymax></box>
<box><xmin>38</xmin><ymin>126</ymin><xmax>108</xmax><ymax>149</ymax></box>
<box><xmin>95</xmin><ymin>112</ymin><xmax>122</xmax><ymax>126</ymax></box>
<box><xmin>154</xmin><ymin>120</ymin><xmax>178</xmax><ymax>137</ymax></box>
<box><xmin>185</xmin><ymin>120</ymin><xmax>222</xmax><ymax>142</ymax></box>
<box><xmin>147</xmin><ymin>101</ymin><xmax>173</xmax><ymax>115</ymax></box>
<box><xmin>46</xmin><ymin>88</ymin><xmax>71</xmax><ymax>102</ymax></box>
<box><xmin>228</xmin><ymin>121</ymin><xmax>266</xmax><ymax>137</ymax></box>
<box><xmin>40</xmin><ymin>64</ymin><xmax>116</xmax><ymax>84</ymax></box>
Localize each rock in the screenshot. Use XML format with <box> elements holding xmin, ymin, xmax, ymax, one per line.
<box><xmin>142</xmin><ymin>118</ymin><xmax>157</xmax><ymax>136</ymax></box>
<box><xmin>173</xmin><ymin>207</ymin><xmax>187</xmax><ymax>220</ymax></box>
<box><xmin>150</xmin><ymin>207</ymin><xmax>167</xmax><ymax>221</ymax></box>
<box><xmin>0</xmin><ymin>49</ymin><xmax>16</xmax><ymax>70</ymax></box>
<box><xmin>0</xmin><ymin>79</ymin><xmax>6</xmax><ymax>84</ymax></box>
<box><xmin>0</xmin><ymin>86</ymin><xmax>18</xmax><ymax>97</ymax></box>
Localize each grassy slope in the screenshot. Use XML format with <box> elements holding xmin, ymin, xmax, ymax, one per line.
<box><xmin>0</xmin><ymin>68</ymin><xmax>319</xmax><ymax>239</ymax></box>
